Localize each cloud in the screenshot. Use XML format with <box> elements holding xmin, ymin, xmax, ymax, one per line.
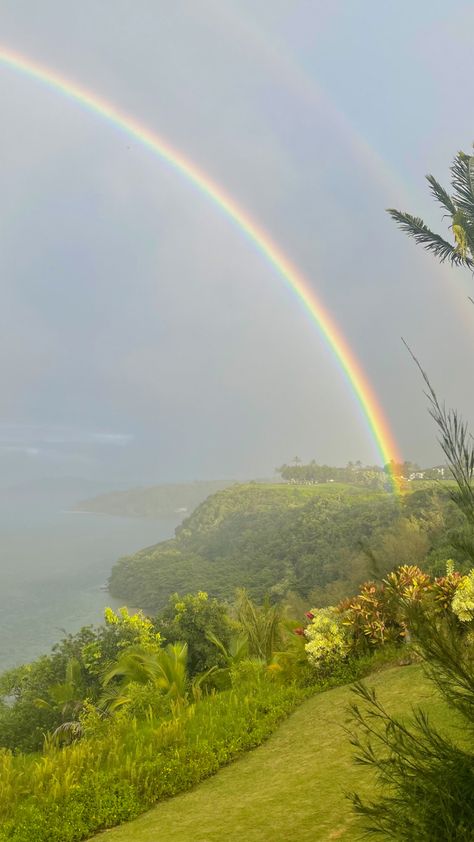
<box><xmin>0</xmin><ymin>424</ymin><xmax>133</xmax><ymax>447</ymax></box>
<box><xmin>0</xmin><ymin>446</ymin><xmax>40</xmax><ymax>456</ymax></box>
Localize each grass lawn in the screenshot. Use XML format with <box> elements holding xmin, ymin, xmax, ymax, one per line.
<box><xmin>92</xmin><ymin>664</ymin><xmax>460</xmax><ymax>841</ymax></box>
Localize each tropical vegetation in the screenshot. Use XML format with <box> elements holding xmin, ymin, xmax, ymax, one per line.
<box><xmin>108</xmin><ymin>480</ymin><xmax>468</xmax><ymax>611</ymax></box>
<box><xmin>1</xmin><ymin>547</ymin><xmax>473</xmax><ymax>841</ymax></box>
<box><xmin>345</xmin><ymin>145</ymin><xmax>474</xmax><ymax>839</ymax></box>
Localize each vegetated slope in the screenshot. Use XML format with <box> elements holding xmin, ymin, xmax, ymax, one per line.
<box><xmin>91</xmin><ymin>664</ymin><xmax>455</xmax><ymax>842</ymax></box>
<box><xmin>109</xmin><ymin>482</ymin><xmax>462</xmax><ymax>613</ymax></box>
<box><xmin>108</xmin><ymin>483</ymin><xmax>394</xmax><ymax>610</ymax></box>
<box><xmin>75</xmin><ymin>480</ymin><xmax>236</xmax><ymax>517</ymax></box>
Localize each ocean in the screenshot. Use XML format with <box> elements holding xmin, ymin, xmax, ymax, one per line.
<box><xmin>0</xmin><ymin>489</ymin><xmax>180</xmax><ymax>672</ymax></box>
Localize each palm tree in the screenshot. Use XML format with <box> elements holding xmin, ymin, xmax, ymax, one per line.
<box><xmin>101</xmin><ymin>642</ymin><xmax>188</xmax><ymax>712</ymax></box>
<box><xmin>35</xmin><ymin>658</ymin><xmax>85</xmax><ymax>743</ymax></box>
<box><xmin>205</xmin><ymin>629</ymin><xmax>249</xmax><ymax>688</ymax></box>
<box><xmin>235</xmin><ymin>589</ymin><xmax>282</xmax><ymax>662</ymax></box>
<box><xmin>388</xmin><ymin>150</ymin><xmax>474</xmax><ymax>269</ymax></box>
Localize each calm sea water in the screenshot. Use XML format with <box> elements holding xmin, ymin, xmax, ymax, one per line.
<box><xmin>0</xmin><ymin>492</ymin><xmax>180</xmax><ymax>672</ymax></box>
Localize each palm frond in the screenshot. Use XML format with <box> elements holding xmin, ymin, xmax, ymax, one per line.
<box><xmin>387</xmin><ymin>209</ymin><xmax>468</xmax><ymax>266</ymax></box>
<box><xmin>98</xmin><ymin>684</ymin><xmax>133</xmax><ymax>713</ymax></box>
<box><xmin>450</xmin><ymin>152</ymin><xmax>474</xmax><ymax>222</ymax></box>
<box><xmin>51</xmin><ymin>720</ymin><xmax>84</xmax><ymax>744</ymax></box>
<box><xmin>425</xmin><ymin>175</ymin><xmax>456</xmax><ymax>216</ymax></box>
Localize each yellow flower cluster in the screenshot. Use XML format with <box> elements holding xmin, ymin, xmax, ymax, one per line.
<box><xmin>451</xmin><ymin>570</ymin><xmax>474</xmax><ymax>622</ymax></box>
<box><xmin>304</xmin><ymin>607</ymin><xmax>349</xmax><ymax>670</ymax></box>
<box><xmin>104</xmin><ymin>606</ymin><xmax>161</xmax><ymax>649</ymax></box>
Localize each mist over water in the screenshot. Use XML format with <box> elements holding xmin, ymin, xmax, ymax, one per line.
<box><xmin>0</xmin><ymin>488</ymin><xmax>180</xmax><ymax>671</ymax></box>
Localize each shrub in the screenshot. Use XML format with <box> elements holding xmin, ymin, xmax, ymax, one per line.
<box><xmin>304</xmin><ymin>608</ymin><xmax>349</xmax><ymax>672</ymax></box>
<box><xmin>451</xmin><ymin>570</ymin><xmax>474</xmax><ymax>622</ymax></box>
<box><xmin>343</xmin><ymin>581</ymin><xmax>404</xmax><ymax>649</ymax></box>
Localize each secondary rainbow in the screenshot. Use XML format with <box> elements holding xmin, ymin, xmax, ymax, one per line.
<box><xmin>0</xmin><ymin>46</ymin><xmax>402</xmax><ymax>485</ymax></box>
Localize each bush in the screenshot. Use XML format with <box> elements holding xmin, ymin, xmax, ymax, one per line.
<box><xmin>304</xmin><ymin>608</ymin><xmax>349</xmax><ymax>672</ymax></box>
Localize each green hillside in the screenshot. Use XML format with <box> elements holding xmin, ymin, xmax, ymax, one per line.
<box><xmin>108</xmin><ymin>482</ymin><xmax>461</xmax><ymax>612</ymax></box>
<box><xmin>91</xmin><ymin>664</ymin><xmax>456</xmax><ymax>842</ymax></box>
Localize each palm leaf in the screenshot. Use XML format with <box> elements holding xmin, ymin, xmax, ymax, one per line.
<box><xmin>387</xmin><ymin>209</ymin><xmax>468</xmax><ymax>266</ymax></box>
<box><xmin>98</xmin><ymin>684</ymin><xmax>133</xmax><ymax>712</ymax></box>
<box><xmin>51</xmin><ymin>720</ymin><xmax>84</xmax><ymax>743</ymax></box>
<box><xmin>426</xmin><ymin>175</ymin><xmax>456</xmax><ymax>216</ymax></box>
<box><xmin>450</xmin><ymin>152</ymin><xmax>474</xmax><ymax>222</ymax></box>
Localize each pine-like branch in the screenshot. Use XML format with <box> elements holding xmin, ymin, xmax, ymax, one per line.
<box><xmin>402</xmin><ymin>339</ymin><xmax>474</xmax><ymax>524</ymax></box>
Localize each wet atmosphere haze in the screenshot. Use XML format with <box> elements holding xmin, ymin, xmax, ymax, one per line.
<box><xmin>0</xmin><ymin>0</ymin><xmax>473</xmax><ymax>482</ymax></box>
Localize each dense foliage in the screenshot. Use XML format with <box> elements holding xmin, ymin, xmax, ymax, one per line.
<box><xmin>276</xmin><ymin>460</ymin><xmax>386</xmax><ymax>487</ymax></box>
<box><xmin>109</xmin><ymin>482</ymin><xmax>465</xmax><ymax>611</ymax></box>
<box><xmin>154</xmin><ymin>591</ymin><xmax>233</xmax><ymax>676</ymax></box>
<box><xmin>0</xmin><ymin>607</ymin><xmax>163</xmax><ymax>752</ymax></box>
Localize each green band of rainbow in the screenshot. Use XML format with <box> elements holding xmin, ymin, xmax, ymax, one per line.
<box><xmin>0</xmin><ymin>46</ymin><xmax>401</xmax><ymax>488</ymax></box>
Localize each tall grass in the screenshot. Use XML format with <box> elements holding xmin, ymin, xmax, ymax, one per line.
<box><xmin>0</xmin><ymin>678</ymin><xmax>306</xmax><ymax>842</ymax></box>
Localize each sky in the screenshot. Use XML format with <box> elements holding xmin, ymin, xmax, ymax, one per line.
<box><xmin>0</xmin><ymin>0</ymin><xmax>473</xmax><ymax>486</ymax></box>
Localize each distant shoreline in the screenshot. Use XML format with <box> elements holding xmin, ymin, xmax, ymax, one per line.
<box><xmin>74</xmin><ymin>480</ymin><xmax>236</xmax><ymax>519</ymax></box>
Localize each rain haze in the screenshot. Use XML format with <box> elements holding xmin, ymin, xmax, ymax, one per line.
<box><xmin>0</xmin><ymin>0</ymin><xmax>473</xmax><ymax>485</ymax></box>
<box><xmin>1</xmin><ymin>2</ymin><xmax>474</xmax><ymax>668</ymax></box>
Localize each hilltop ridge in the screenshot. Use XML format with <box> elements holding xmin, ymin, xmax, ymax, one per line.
<box><xmin>108</xmin><ymin>480</ymin><xmax>462</xmax><ymax>612</ymax></box>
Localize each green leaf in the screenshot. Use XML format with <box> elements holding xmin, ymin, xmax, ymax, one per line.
<box><xmin>387</xmin><ymin>209</ymin><xmax>469</xmax><ymax>266</ymax></box>
<box><xmin>426</xmin><ymin>175</ymin><xmax>456</xmax><ymax>216</ymax></box>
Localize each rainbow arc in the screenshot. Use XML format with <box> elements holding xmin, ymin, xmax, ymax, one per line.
<box><xmin>0</xmin><ymin>47</ymin><xmax>402</xmax><ymax>487</ymax></box>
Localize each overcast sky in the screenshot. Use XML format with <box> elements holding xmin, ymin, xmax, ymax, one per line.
<box><xmin>0</xmin><ymin>0</ymin><xmax>473</xmax><ymax>486</ymax></box>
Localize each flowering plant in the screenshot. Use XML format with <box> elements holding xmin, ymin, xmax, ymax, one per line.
<box><xmin>304</xmin><ymin>608</ymin><xmax>349</xmax><ymax>671</ymax></box>
<box><xmin>451</xmin><ymin>570</ymin><xmax>474</xmax><ymax>622</ymax></box>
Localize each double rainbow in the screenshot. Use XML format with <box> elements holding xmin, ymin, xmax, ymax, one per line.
<box><xmin>0</xmin><ymin>47</ymin><xmax>401</xmax><ymax>486</ymax></box>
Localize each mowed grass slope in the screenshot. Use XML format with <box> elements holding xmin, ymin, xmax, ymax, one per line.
<box><xmin>93</xmin><ymin>664</ymin><xmax>460</xmax><ymax>842</ymax></box>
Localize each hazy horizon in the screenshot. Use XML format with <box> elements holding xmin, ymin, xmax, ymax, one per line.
<box><xmin>1</xmin><ymin>1</ymin><xmax>473</xmax><ymax>488</ymax></box>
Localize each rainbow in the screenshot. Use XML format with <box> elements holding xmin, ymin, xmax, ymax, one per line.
<box><xmin>0</xmin><ymin>46</ymin><xmax>402</xmax><ymax>486</ymax></box>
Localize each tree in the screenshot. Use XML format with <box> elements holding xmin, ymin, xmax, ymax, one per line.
<box><xmin>101</xmin><ymin>642</ymin><xmax>188</xmax><ymax>712</ymax></box>
<box><xmin>34</xmin><ymin>658</ymin><xmax>85</xmax><ymax>744</ymax></box>
<box><xmin>154</xmin><ymin>591</ymin><xmax>232</xmax><ymax>676</ymax></box>
<box><xmin>388</xmin><ymin>149</ymin><xmax>474</xmax><ymax>269</ymax></box>
<box><xmin>0</xmin><ymin>607</ymin><xmax>161</xmax><ymax>753</ymax></box>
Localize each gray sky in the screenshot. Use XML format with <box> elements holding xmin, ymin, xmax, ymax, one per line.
<box><xmin>0</xmin><ymin>0</ymin><xmax>473</xmax><ymax>485</ymax></box>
